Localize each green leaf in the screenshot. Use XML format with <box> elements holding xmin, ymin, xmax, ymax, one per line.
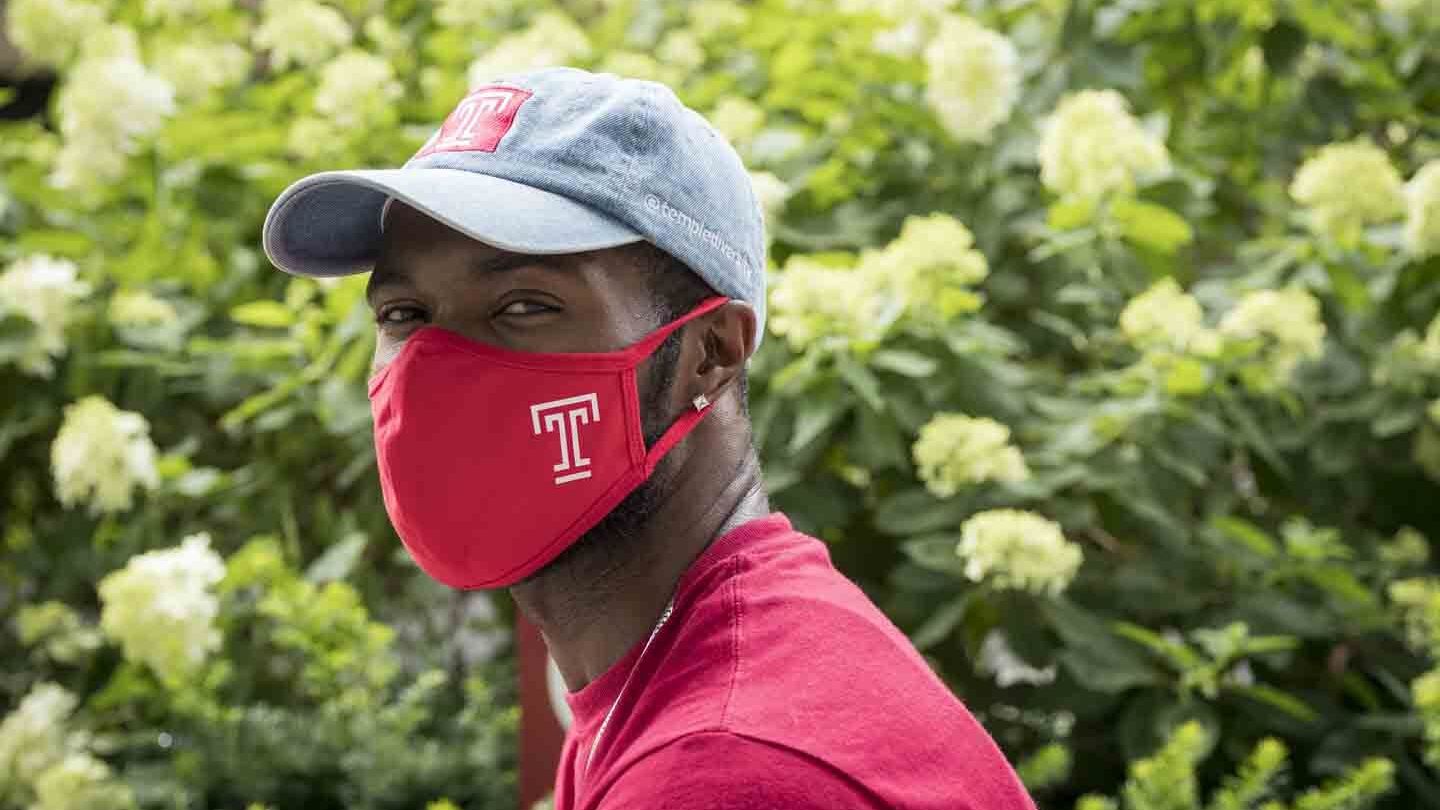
<box><xmin>305</xmin><ymin>533</ymin><xmax>368</xmax><ymax>584</ymax></box>
<box><xmin>231</xmin><ymin>300</ymin><xmax>295</xmax><ymax>329</ymax></box>
<box><xmin>788</xmin><ymin>395</ymin><xmax>848</xmax><ymax>453</ymax></box>
<box><xmin>836</xmin><ymin>356</ymin><xmax>884</xmax><ymax>411</ymax></box>
<box><xmin>869</xmin><ymin>349</ymin><xmax>939</xmax><ymax>378</ymax></box>
<box><xmin>1111</xmin><ymin>199</ymin><xmax>1194</xmax><ymax>255</ymax></box>
<box><xmin>1232</xmin><ymin>685</ymin><xmax>1319</xmax><ymax>723</ymax></box>
<box><xmin>900</xmin><ymin>534</ymin><xmax>964</xmax><ymax>576</ymax></box>
<box><xmin>1048</xmin><ymin>197</ymin><xmax>1097</xmax><ymax>230</ymax></box>
<box><xmin>1210</xmin><ymin>517</ymin><xmax>1280</xmax><ymax>558</ymax></box>
<box><xmin>876</xmin><ymin>488</ymin><xmax>972</xmax><ymax>536</ymax></box>
<box><xmin>1044</xmin><ymin>601</ymin><xmax>1160</xmax><ymax>694</ymax></box>
<box><xmin>910</xmin><ymin>593</ymin><xmax>973</xmax><ymax>651</ymax></box>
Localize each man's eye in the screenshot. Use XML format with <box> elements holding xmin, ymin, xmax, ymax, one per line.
<box><xmin>376</xmin><ymin>305</ymin><xmax>426</xmax><ymax>325</ymax></box>
<box><xmin>499</xmin><ymin>300</ymin><xmax>553</xmax><ymax>316</ymax></box>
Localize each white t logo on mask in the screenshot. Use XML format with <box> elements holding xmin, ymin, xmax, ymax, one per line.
<box><xmin>530</xmin><ymin>394</ymin><xmax>601</xmax><ymax>485</ymax></box>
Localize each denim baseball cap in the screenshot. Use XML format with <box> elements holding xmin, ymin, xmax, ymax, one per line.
<box><xmin>262</xmin><ymin>66</ymin><xmax>767</xmax><ymax>345</ymax></box>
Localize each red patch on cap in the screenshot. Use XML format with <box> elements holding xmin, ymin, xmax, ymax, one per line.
<box><xmin>413</xmin><ymin>86</ymin><xmax>533</xmax><ymax>158</ymax></box>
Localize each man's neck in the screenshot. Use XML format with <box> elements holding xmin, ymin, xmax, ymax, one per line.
<box><xmin>509</xmin><ymin>446</ymin><xmax>769</xmax><ymax>692</ymax></box>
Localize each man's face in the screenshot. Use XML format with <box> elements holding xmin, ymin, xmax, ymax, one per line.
<box><xmin>365</xmin><ymin>202</ymin><xmax>687</xmax><ymax>577</ymax></box>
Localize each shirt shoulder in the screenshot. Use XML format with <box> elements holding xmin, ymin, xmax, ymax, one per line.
<box><xmin>594</xmin><ymin>730</ymin><xmax>884</xmax><ymax>810</ymax></box>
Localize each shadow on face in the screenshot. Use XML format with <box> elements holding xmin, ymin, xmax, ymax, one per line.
<box><xmin>364</xmin><ymin>202</ymin><xmax>668</xmax><ymax>376</ymax></box>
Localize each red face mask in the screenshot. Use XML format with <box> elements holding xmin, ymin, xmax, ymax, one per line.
<box><xmin>367</xmin><ymin>296</ymin><xmax>729</xmax><ymax>589</ymax></box>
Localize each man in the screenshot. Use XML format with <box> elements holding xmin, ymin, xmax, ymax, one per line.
<box><xmin>262</xmin><ymin>67</ymin><xmax>1035</xmax><ymax>810</ymax></box>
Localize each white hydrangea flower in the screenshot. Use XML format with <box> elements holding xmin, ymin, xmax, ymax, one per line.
<box><xmin>708</xmin><ymin>97</ymin><xmax>765</xmax><ymax>149</ymax></box>
<box><xmin>109</xmin><ymin>290</ymin><xmax>178</xmax><ymax>327</ymax></box>
<box><xmin>1039</xmin><ymin>89</ymin><xmax>1170</xmax><ymax>200</ymax></box>
<box><xmin>0</xmin><ymin>683</ymin><xmax>81</xmax><ymax>796</ymax></box>
<box><xmin>4</xmin><ymin>0</ymin><xmax>108</xmax><ymax>68</ymax></box>
<box><xmin>30</xmin><ymin>752</ymin><xmax>134</xmax><ymax>810</ymax></box>
<box><xmin>51</xmin><ymin>396</ymin><xmax>160</xmax><ymax>515</ymax></box>
<box><xmin>957</xmin><ymin>509</ymin><xmax>1083</xmax><ymax>597</ymax></box>
<box><xmin>142</xmin><ymin>0</ymin><xmax>227</xmax><ymax>23</ymax></box>
<box><xmin>923</xmin><ymin>15</ymin><xmax>1020</xmax><ymax>144</ymax></box>
<box><xmin>657</xmin><ymin>30</ymin><xmax>705</xmax><ymax>73</ymax></box>
<box><xmin>1219</xmin><ymin>287</ymin><xmax>1327</xmax><ymax>378</ymax></box>
<box><xmin>599</xmin><ymin>51</ymin><xmax>669</xmax><ymax>83</ymax></box>
<box><xmin>1290</xmin><ymin>140</ymin><xmax>1405</xmax><ymax>244</ymax></box>
<box><xmin>1120</xmin><ymin>278</ymin><xmax>1221</xmax><ymax>356</ymax></box>
<box><xmin>0</xmin><ymin>254</ymin><xmax>91</xmax><ymax>377</ymax></box>
<box><xmin>254</xmin><ymin>0</ymin><xmax>353</xmax><ymax>71</ymax></box>
<box><xmin>913</xmin><ymin>413</ymin><xmax>1029</xmax><ymax>497</ymax></box>
<box><xmin>749</xmin><ymin>170</ymin><xmax>791</xmax><ymax>230</ymax></box>
<box><xmin>153</xmin><ymin>42</ymin><xmax>251</xmax><ymax>102</ymax></box>
<box><xmin>861</xmin><ymin>213</ymin><xmax>988</xmax><ymax>321</ymax></box>
<box><xmin>840</xmin><ymin>0</ymin><xmax>957</xmax><ymax>56</ymax></box>
<box><xmin>466</xmin><ymin>12</ymin><xmax>590</xmax><ymax>88</ymax></box>
<box><xmin>768</xmin><ymin>257</ymin><xmax>885</xmax><ymax>351</ymax></box>
<box><xmin>688</xmin><ymin>0</ymin><xmax>750</xmax><ymax>38</ymax></box>
<box><xmin>52</xmin><ymin>50</ymin><xmax>176</xmax><ymax>189</ymax></box>
<box><xmin>978</xmin><ymin>630</ymin><xmax>1057</xmax><ymax>687</ymax></box>
<box><xmin>1379</xmin><ymin>0</ymin><xmax>1437</xmax><ymax>15</ymax></box>
<box><xmin>435</xmin><ymin>0</ymin><xmax>520</xmax><ymax>28</ymax></box>
<box><xmin>314</xmin><ymin>50</ymin><xmax>402</xmax><ymax>127</ymax></box>
<box><xmin>1405</xmin><ymin>161</ymin><xmax>1440</xmax><ymax>259</ymax></box>
<box><xmin>99</xmin><ymin>534</ymin><xmax>226</xmax><ymax>682</ymax></box>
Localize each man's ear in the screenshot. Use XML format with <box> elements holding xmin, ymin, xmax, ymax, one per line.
<box><xmin>692</xmin><ymin>300</ymin><xmax>755</xmax><ymax>399</ymax></box>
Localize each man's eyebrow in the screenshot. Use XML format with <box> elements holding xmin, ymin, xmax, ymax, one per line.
<box><xmin>364</xmin><ymin>251</ymin><xmax>567</xmax><ymax>305</ymax></box>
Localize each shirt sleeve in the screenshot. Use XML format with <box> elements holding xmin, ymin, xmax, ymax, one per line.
<box><xmin>595</xmin><ymin>730</ymin><xmax>885</xmax><ymax>810</ymax></box>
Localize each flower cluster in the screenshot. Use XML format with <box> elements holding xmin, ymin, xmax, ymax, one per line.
<box><xmin>109</xmin><ymin>290</ymin><xmax>179</xmax><ymax>327</ymax></box>
<box><xmin>749</xmin><ymin>171</ymin><xmax>791</xmax><ymax>232</ymax></box>
<box><xmin>957</xmin><ymin>509</ymin><xmax>1083</xmax><ymax>596</ymax></box>
<box><xmin>913</xmin><ymin>414</ymin><xmax>1029</xmax><ymax>497</ymax></box>
<box><xmin>53</xmin><ymin>42</ymin><xmax>176</xmax><ymax>189</ymax></box>
<box><xmin>0</xmin><ymin>254</ymin><xmax>91</xmax><ymax>377</ymax></box>
<box><xmin>51</xmin><ymin>396</ymin><xmax>160</xmax><ymax>515</ymax></box>
<box><xmin>467</xmin><ymin>11</ymin><xmax>591</xmax><ymax>88</ymax></box>
<box><xmin>1391</xmin><ymin>578</ymin><xmax>1440</xmax><ymax>658</ymax></box>
<box><xmin>435</xmin><ymin>0</ymin><xmax>523</xmax><ymax>28</ymax></box>
<box><xmin>153</xmin><ymin>41</ymin><xmax>251</xmax><ymax>102</ymax></box>
<box><xmin>839</xmin><ymin>0</ymin><xmax>957</xmax><ymax>56</ymax></box>
<box><xmin>16</xmin><ymin>602</ymin><xmax>103</xmax><ymax>664</ymax></box>
<box><xmin>314</xmin><ymin>51</ymin><xmax>403</xmax><ymax>127</ymax></box>
<box><xmin>1289</xmin><ymin>140</ymin><xmax>1405</xmax><ymax>245</ymax></box>
<box><xmin>0</xmin><ymin>683</ymin><xmax>81</xmax><ymax>802</ymax></box>
<box><xmin>708</xmin><ymin>97</ymin><xmax>766</xmax><ymax>149</ymax></box>
<box><xmin>1039</xmin><ymin>90</ymin><xmax>1170</xmax><ymax>200</ymax></box>
<box><xmin>1374</xmin><ymin>314</ymin><xmax>1440</xmax><ymax>392</ymax></box>
<box><xmin>4</xmin><ymin>0</ymin><xmax>108</xmax><ymax>68</ymax></box>
<box><xmin>768</xmin><ymin>213</ymin><xmax>987</xmax><ymax>351</ymax></box>
<box><xmin>98</xmin><ymin>534</ymin><xmax>227</xmax><ymax>682</ymax></box>
<box><xmin>30</xmin><ymin>753</ymin><xmax>134</xmax><ymax>810</ymax></box>
<box><xmin>863</xmin><ymin>213</ymin><xmax>989</xmax><ymax>322</ymax></box>
<box><xmin>1405</xmin><ymin>161</ymin><xmax>1440</xmax><ymax>259</ymax></box>
<box><xmin>142</xmin><ymin>0</ymin><xmax>226</xmax><ymax>23</ymax></box>
<box><xmin>768</xmin><ymin>257</ymin><xmax>886</xmax><ymax>351</ymax></box>
<box><xmin>254</xmin><ymin>0</ymin><xmax>353</xmax><ymax>71</ymax></box>
<box><xmin>978</xmin><ymin>630</ymin><xmax>1056</xmax><ymax>687</ymax></box>
<box><xmin>1219</xmin><ymin>287</ymin><xmax>1327</xmax><ymax>382</ymax></box>
<box><xmin>923</xmin><ymin>15</ymin><xmax>1020</xmax><ymax>144</ymax></box>
<box><xmin>1119</xmin><ymin>278</ymin><xmax>1220</xmax><ymax>356</ymax></box>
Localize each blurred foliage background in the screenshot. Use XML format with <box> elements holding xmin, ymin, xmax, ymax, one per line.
<box><xmin>1</xmin><ymin>0</ymin><xmax>1439</xmax><ymax>808</ymax></box>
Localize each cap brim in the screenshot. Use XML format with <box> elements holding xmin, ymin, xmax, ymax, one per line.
<box><xmin>262</xmin><ymin>168</ymin><xmax>645</xmax><ymax>277</ymax></box>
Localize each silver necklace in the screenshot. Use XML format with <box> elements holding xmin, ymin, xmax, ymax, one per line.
<box><xmin>585</xmin><ymin>599</ymin><xmax>676</xmax><ymax>774</ymax></box>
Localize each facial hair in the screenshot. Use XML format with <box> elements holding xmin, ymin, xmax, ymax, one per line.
<box><xmin>518</xmin><ymin>330</ymin><xmax>683</xmax><ymax>583</ymax></box>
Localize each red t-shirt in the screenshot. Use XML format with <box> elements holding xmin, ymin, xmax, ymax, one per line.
<box><xmin>553</xmin><ymin>514</ymin><xmax>1037</xmax><ymax>810</ymax></box>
